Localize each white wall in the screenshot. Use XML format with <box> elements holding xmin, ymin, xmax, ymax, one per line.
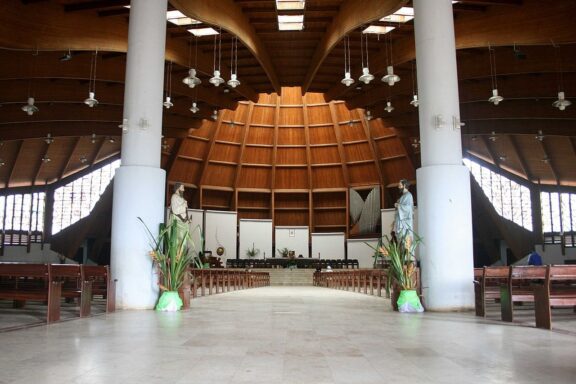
<box><xmin>533</xmin><ymin>244</ymin><xmax>576</xmax><ymax>265</ymax></box>
<box><xmin>275</xmin><ymin>226</ymin><xmax>309</xmax><ymax>258</ymax></box>
<box><xmin>204</xmin><ymin>210</ymin><xmax>237</xmax><ymax>263</ymax></box>
<box><xmin>0</xmin><ymin>243</ymin><xmax>77</xmax><ymax>264</ymax></box>
<box><xmin>347</xmin><ymin>238</ymin><xmax>379</xmax><ymax>268</ymax></box>
<box><xmin>239</xmin><ymin>219</ymin><xmax>273</xmax><ymax>259</ymax></box>
<box><xmin>187</xmin><ymin>209</ymin><xmax>204</xmax><ymax>258</ymax></box>
<box><xmin>312</xmin><ymin>232</ymin><xmax>345</xmax><ymax>260</ymax></box>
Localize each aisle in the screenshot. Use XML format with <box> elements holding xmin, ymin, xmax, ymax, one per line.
<box><xmin>0</xmin><ymin>287</ymin><xmax>575</xmax><ymax>384</ymax></box>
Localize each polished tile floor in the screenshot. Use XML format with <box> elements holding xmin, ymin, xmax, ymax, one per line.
<box><xmin>0</xmin><ymin>287</ymin><xmax>575</xmax><ymax>384</ymax></box>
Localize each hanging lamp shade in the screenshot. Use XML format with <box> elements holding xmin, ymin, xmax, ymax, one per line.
<box><xmin>488</xmin><ymin>89</ymin><xmax>504</xmax><ymax>105</ymax></box>
<box><xmin>182</xmin><ymin>68</ymin><xmax>201</xmax><ymax>88</ymax></box>
<box><xmin>209</xmin><ymin>70</ymin><xmax>225</xmax><ymax>86</ymax></box>
<box><xmin>341</xmin><ymin>71</ymin><xmax>354</xmax><ymax>87</ymax></box>
<box><xmin>381</xmin><ymin>65</ymin><xmax>400</xmax><ymax>86</ymax></box>
<box><xmin>364</xmin><ymin>110</ymin><xmax>373</xmax><ymax>121</ymax></box>
<box><xmin>21</xmin><ymin>97</ymin><xmax>38</xmax><ymax>116</ymax></box>
<box><xmin>553</xmin><ymin>91</ymin><xmax>571</xmax><ymax>111</ymax></box>
<box><xmin>384</xmin><ymin>101</ymin><xmax>394</xmax><ymax>113</ymax></box>
<box><xmin>84</xmin><ymin>91</ymin><xmax>98</xmax><ymax>108</ymax></box>
<box><xmin>410</xmin><ymin>94</ymin><xmax>419</xmax><ymax>108</ymax></box>
<box><xmin>211</xmin><ymin>109</ymin><xmax>218</xmax><ymax>120</ymax></box>
<box><xmin>227</xmin><ymin>73</ymin><xmax>241</xmax><ymax>88</ymax></box>
<box><xmin>359</xmin><ymin>67</ymin><xmax>374</xmax><ymax>85</ymax></box>
<box><xmin>190</xmin><ymin>102</ymin><xmax>199</xmax><ymax>114</ymax></box>
<box><xmin>163</xmin><ymin>96</ymin><xmax>173</xmax><ymax>109</ymax></box>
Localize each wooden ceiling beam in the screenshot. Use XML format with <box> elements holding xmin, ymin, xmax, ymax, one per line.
<box><xmin>302</xmin><ymin>0</ymin><xmax>407</xmax><ymax>93</ymax></box>
<box><xmin>170</xmin><ymin>0</ymin><xmax>281</xmax><ymax>94</ymax></box>
<box><xmin>63</xmin><ymin>0</ymin><xmax>130</xmax><ymax>12</ymax></box>
<box><xmin>58</xmin><ymin>137</ymin><xmax>81</xmax><ymax>181</ymax></box>
<box><xmin>508</xmin><ymin>135</ymin><xmax>533</xmax><ymax>181</ymax></box>
<box><xmin>480</xmin><ymin>135</ymin><xmax>500</xmax><ymax>168</ymax></box>
<box><xmin>33</xmin><ymin>142</ymin><xmax>51</xmax><ymax>185</ymax></box>
<box><xmin>538</xmin><ymin>139</ymin><xmax>560</xmax><ymax>185</ymax></box>
<box><xmin>6</xmin><ymin>140</ymin><xmax>23</xmax><ymax>188</ymax></box>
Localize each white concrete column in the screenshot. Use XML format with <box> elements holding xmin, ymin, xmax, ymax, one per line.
<box><xmin>413</xmin><ymin>0</ymin><xmax>475</xmax><ymax>311</ymax></box>
<box><xmin>111</xmin><ymin>0</ymin><xmax>168</xmax><ymax>309</ymax></box>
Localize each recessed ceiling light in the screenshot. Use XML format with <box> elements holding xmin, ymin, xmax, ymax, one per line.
<box><xmin>188</xmin><ymin>27</ymin><xmax>219</xmax><ymax>37</ymax></box>
<box><xmin>166</xmin><ymin>10</ymin><xmax>201</xmax><ymax>26</ymax></box>
<box><xmin>278</xmin><ymin>15</ymin><xmax>304</xmax><ymax>23</ymax></box>
<box><xmin>363</xmin><ymin>25</ymin><xmax>395</xmax><ymax>35</ymax></box>
<box><xmin>381</xmin><ymin>7</ymin><xmax>414</xmax><ymax>23</ymax></box>
<box><xmin>276</xmin><ymin>0</ymin><xmax>305</xmax><ymax>11</ymax></box>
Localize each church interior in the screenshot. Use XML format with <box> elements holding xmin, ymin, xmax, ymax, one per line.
<box><xmin>1</xmin><ymin>1</ymin><xmax>576</xmax><ymax>383</ymax></box>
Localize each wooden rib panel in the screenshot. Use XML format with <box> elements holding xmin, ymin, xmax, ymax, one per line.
<box><xmin>545</xmin><ymin>136</ymin><xmax>576</xmax><ymax>184</ymax></box>
<box><xmin>237</xmin><ymin>167</ymin><xmax>272</xmax><ymax>189</ymax></box>
<box><xmin>314</xmin><ymin>210</ymin><xmax>347</xmax><ymax>226</ymax></box>
<box><xmin>275</xmin><ymin>168</ymin><xmax>308</xmax><ymax>189</ymax></box>
<box><xmin>310</xmin><ymin>146</ymin><xmax>341</xmax><ymax>164</ymax></box>
<box><xmin>347</xmin><ymin>163</ymin><xmax>379</xmax><ymax>185</ymax></box>
<box><xmin>232</xmin><ymin>103</ymin><xmax>249</xmax><ymax>123</ymax></box>
<box><xmin>340</xmin><ymin>123</ymin><xmax>367</xmax><ymax>142</ymax></box>
<box><xmin>274</xmin><ymin>211</ymin><xmax>308</xmax><ymax>226</ymax></box>
<box><xmin>369</xmin><ymin>120</ymin><xmax>397</xmax><ymax>137</ymax></box>
<box><xmin>309</xmin><ymin>126</ymin><xmax>337</xmax><ymax>144</ymax></box>
<box><xmin>280</xmin><ymin>87</ymin><xmax>304</xmax><ymax>104</ymax></box>
<box><xmin>257</xmin><ymin>94</ymin><xmax>276</xmax><ymax>104</ymax></box>
<box><xmin>313</xmin><ymin>192</ymin><xmax>347</xmax><ymax>208</ymax></box>
<box><xmin>179</xmin><ymin>140</ymin><xmax>208</xmax><ymax>159</ymax></box>
<box><xmin>202</xmin><ymin>189</ymin><xmax>232</xmax><ymax>209</ymax></box>
<box><xmin>376</xmin><ymin>139</ymin><xmax>407</xmax><ymax>158</ymax></box>
<box><xmin>305</xmin><ymin>93</ymin><xmax>326</xmax><ymax>104</ymax></box>
<box><xmin>307</xmin><ymin>105</ymin><xmax>333</xmax><ymax>125</ymax></box>
<box><xmin>276</xmin><ymin>147</ymin><xmax>307</xmax><ymax>164</ymax></box>
<box><xmin>238</xmin><ymin>211</ymin><xmax>271</xmax><ymax>220</ymax></box>
<box><xmin>242</xmin><ymin>147</ymin><xmax>274</xmax><ymax>164</ymax></box>
<box><xmin>170</xmin><ymin>161</ymin><xmax>202</xmax><ymax>184</ymax></box>
<box><xmin>277</xmin><ymin>127</ymin><xmax>306</xmax><ymax>145</ymax></box>
<box><xmin>334</xmin><ymin>103</ymin><xmax>354</xmax><ymax>121</ymax></box>
<box><xmin>252</xmin><ymin>105</ymin><xmax>276</xmax><ymax>124</ymax></box>
<box><xmin>0</xmin><ymin>141</ymin><xmax>20</xmax><ymax>186</ymax></box>
<box><xmin>380</xmin><ymin>159</ymin><xmax>414</xmax><ymax>186</ymax></box>
<box><xmin>246</xmin><ymin>126</ymin><xmax>274</xmax><ymax>145</ymax></box>
<box><xmin>210</xmin><ymin>143</ymin><xmax>241</xmax><ymax>163</ymax></box>
<box><xmin>275</xmin><ymin>192</ymin><xmax>309</xmax><ymax>209</ymax></box>
<box><xmin>344</xmin><ymin>143</ymin><xmax>374</xmax><ymax>162</ymax></box>
<box><xmin>9</xmin><ymin>140</ymin><xmax>47</xmax><ymax>186</ymax></box>
<box><xmin>312</xmin><ymin>167</ymin><xmax>345</xmax><ymax>189</ymax></box>
<box><xmin>218</xmin><ymin>123</ymin><xmax>245</xmax><ymax>143</ymax></box>
<box><xmin>279</xmin><ymin>108</ymin><xmax>304</xmax><ymax>125</ymax></box>
<box><xmin>203</xmin><ymin>164</ymin><xmax>236</xmax><ymax>187</ymax></box>
<box><xmin>237</xmin><ymin>192</ymin><xmax>271</xmax><ymax>209</ymax></box>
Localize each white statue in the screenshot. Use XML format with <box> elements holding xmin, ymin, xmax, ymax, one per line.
<box><xmin>170</xmin><ymin>183</ymin><xmax>189</xmax><ymax>225</ymax></box>
<box><xmin>392</xmin><ymin>179</ymin><xmax>414</xmax><ymax>237</ymax></box>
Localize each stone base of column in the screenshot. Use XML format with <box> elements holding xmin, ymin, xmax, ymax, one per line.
<box><xmin>416</xmin><ymin>164</ymin><xmax>475</xmax><ymax>311</ymax></box>
<box><xmin>111</xmin><ymin>166</ymin><xmax>166</xmax><ymax>309</ymax></box>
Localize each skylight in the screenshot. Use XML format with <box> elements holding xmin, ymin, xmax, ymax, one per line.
<box><xmin>276</xmin><ymin>0</ymin><xmax>305</xmax><ymax>11</ymax></box>
<box><xmin>380</xmin><ymin>7</ymin><xmax>414</xmax><ymax>23</ymax></box>
<box><xmin>279</xmin><ymin>22</ymin><xmax>304</xmax><ymax>31</ymax></box>
<box><xmin>166</xmin><ymin>10</ymin><xmax>201</xmax><ymax>26</ymax></box>
<box><xmin>278</xmin><ymin>15</ymin><xmax>304</xmax><ymax>23</ymax></box>
<box><xmin>188</xmin><ymin>27</ymin><xmax>219</xmax><ymax>37</ymax></box>
<box><xmin>363</xmin><ymin>25</ymin><xmax>395</xmax><ymax>35</ymax></box>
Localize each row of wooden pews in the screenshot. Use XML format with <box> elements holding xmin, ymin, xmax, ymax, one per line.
<box><xmin>0</xmin><ymin>263</ymin><xmax>115</xmax><ymax>324</ymax></box>
<box><xmin>474</xmin><ymin>265</ymin><xmax>576</xmax><ymax>329</ymax></box>
<box><xmin>179</xmin><ymin>268</ymin><xmax>270</xmax><ymax>309</ymax></box>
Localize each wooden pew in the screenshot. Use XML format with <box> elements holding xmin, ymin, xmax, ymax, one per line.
<box><xmin>474</xmin><ymin>266</ymin><xmax>509</xmax><ymax>317</ymax></box>
<box><xmin>51</xmin><ymin>264</ymin><xmax>92</xmax><ymax>317</ymax></box>
<box><xmin>533</xmin><ymin>265</ymin><xmax>576</xmax><ymax>329</ymax></box>
<box><xmin>0</xmin><ymin>264</ymin><xmax>62</xmax><ymax>323</ymax></box>
<box><xmin>82</xmin><ymin>265</ymin><xmax>116</xmax><ymax>313</ymax></box>
<box><xmin>500</xmin><ymin>265</ymin><xmax>547</xmax><ymax>322</ymax></box>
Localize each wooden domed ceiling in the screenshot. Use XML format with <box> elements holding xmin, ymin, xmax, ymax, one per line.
<box><xmin>1</xmin><ymin>0</ymin><xmax>576</xmax><ymax>191</ymax></box>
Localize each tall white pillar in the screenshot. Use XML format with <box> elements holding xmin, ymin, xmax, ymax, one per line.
<box><xmin>413</xmin><ymin>0</ymin><xmax>475</xmax><ymax>311</ymax></box>
<box><xmin>111</xmin><ymin>0</ymin><xmax>168</xmax><ymax>309</ymax></box>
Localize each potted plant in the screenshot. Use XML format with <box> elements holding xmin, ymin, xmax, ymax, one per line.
<box><xmin>246</xmin><ymin>243</ymin><xmax>260</xmax><ymax>259</ymax></box>
<box><xmin>277</xmin><ymin>247</ymin><xmax>289</xmax><ymax>258</ymax></box>
<box><xmin>139</xmin><ymin>218</ymin><xmax>203</xmax><ymax>311</ymax></box>
<box><xmin>369</xmin><ymin>231</ymin><xmax>424</xmax><ymax>313</ymax></box>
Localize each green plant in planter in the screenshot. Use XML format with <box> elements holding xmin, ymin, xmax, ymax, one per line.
<box><xmin>246</xmin><ymin>243</ymin><xmax>260</xmax><ymax>259</ymax></box>
<box><xmin>367</xmin><ymin>230</ymin><xmax>424</xmax><ymax>312</ymax></box>
<box><xmin>277</xmin><ymin>247</ymin><xmax>289</xmax><ymax>258</ymax></box>
<box><xmin>138</xmin><ymin>217</ymin><xmax>203</xmax><ymax>311</ymax></box>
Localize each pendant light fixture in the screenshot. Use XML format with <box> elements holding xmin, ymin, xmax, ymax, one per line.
<box><xmin>84</xmin><ymin>51</ymin><xmax>99</xmax><ymax>108</ymax></box>
<box><xmin>488</xmin><ymin>46</ymin><xmax>504</xmax><ymax>106</ymax></box>
<box><xmin>227</xmin><ymin>36</ymin><xmax>241</xmax><ymax>88</ymax></box>
<box><xmin>381</xmin><ymin>31</ymin><xmax>400</xmax><ymax>86</ymax></box>
<box><xmin>190</xmin><ymin>101</ymin><xmax>199</xmax><ymax>114</ymax></box>
<box><xmin>209</xmin><ymin>29</ymin><xmax>225</xmax><ymax>87</ymax></box>
<box><xmin>23</xmin><ymin>50</ymin><xmax>39</xmax><ymax>116</ymax></box>
<box><xmin>211</xmin><ymin>109</ymin><xmax>218</xmax><ymax>120</ymax></box>
<box><xmin>358</xmin><ymin>32</ymin><xmax>374</xmax><ymax>85</ymax></box>
<box><xmin>22</xmin><ymin>97</ymin><xmax>38</xmax><ymax>116</ymax></box>
<box><xmin>364</xmin><ymin>109</ymin><xmax>373</xmax><ymax>121</ymax></box>
<box><xmin>183</xmin><ymin>37</ymin><xmax>202</xmax><ymax>88</ymax></box>
<box><xmin>341</xmin><ymin>35</ymin><xmax>354</xmax><ymax>87</ymax></box>
<box><xmin>384</xmin><ymin>100</ymin><xmax>394</xmax><ymax>113</ymax></box>
<box><xmin>163</xmin><ymin>61</ymin><xmax>174</xmax><ymax>109</ymax></box>
<box><xmin>552</xmin><ymin>45</ymin><xmax>572</xmax><ymax>111</ymax></box>
<box><xmin>410</xmin><ymin>60</ymin><xmax>419</xmax><ymax>107</ymax></box>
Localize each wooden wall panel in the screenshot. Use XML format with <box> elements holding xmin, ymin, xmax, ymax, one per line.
<box><xmin>237</xmin><ymin>192</ymin><xmax>271</xmax><ymax>208</ymax></box>
<box><xmin>170</xmin><ymin>161</ymin><xmax>202</xmax><ymax>184</ymax></box>
<box><xmin>10</xmin><ymin>140</ymin><xmax>46</xmax><ymax>186</ymax></box>
<box><xmin>279</xmin><ymin>108</ymin><xmax>304</xmax><ymax>125</ymax></box>
<box><xmin>275</xmin><ymin>192</ymin><xmax>309</xmax><ymax>208</ymax></box>
<box><xmin>189</xmin><ymin>122</ymin><xmax>214</xmax><ymax>139</ymax></box>
<box><xmin>232</xmin><ymin>103</ymin><xmax>249</xmax><ymax>123</ymax></box>
<box><xmin>369</xmin><ymin>120</ymin><xmax>396</xmax><ymax>138</ymax></box>
<box><xmin>376</xmin><ymin>139</ymin><xmax>405</xmax><ymax>158</ymax></box>
<box><xmin>314</xmin><ymin>210</ymin><xmax>347</xmax><ymax>226</ymax></box>
<box><xmin>345</xmin><ymin>143</ymin><xmax>375</xmax><ymax>162</ymax></box>
<box><xmin>334</xmin><ymin>103</ymin><xmax>354</xmax><ymax>122</ymax></box>
<box><xmin>276</xmin><ymin>147</ymin><xmax>307</xmax><ymax>164</ymax></box>
<box><xmin>347</xmin><ymin>163</ymin><xmax>379</xmax><ymax>185</ymax></box>
<box><xmin>277</xmin><ymin>127</ymin><xmax>306</xmax><ymax>145</ymax></box>
<box><xmin>180</xmin><ymin>140</ymin><xmax>207</xmax><ymax>159</ymax></box>
<box><xmin>280</xmin><ymin>87</ymin><xmax>303</xmax><ymax>104</ymax></box>
<box><xmin>275</xmin><ymin>168</ymin><xmax>308</xmax><ymax>189</ymax></box>
<box><xmin>275</xmin><ymin>211</ymin><xmax>308</xmax><ymax>226</ymax></box>
<box><xmin>202</xmin><ymin>189</ymin><xmax>232</xmax><ymax>208</ymax></box>
<box><xmin>257</xmin><ymin>94</ymin><xmax>275</xmax><ymax>104</ymax></box>
<box><xmin>309</xmin><ymin>126</ymin><xmax>337</xmax><ymax>144</ymax></box>
<box><xmin>305</xmin><ymin>93</ymin><xmax>326</xmax><ymax>104</ymax></box>
<box><xmin>246</xmin><ymin>126</ymin><xmax>274</xmax><ymax>145</ymax></box>
<box><xmin>217</xmin><ymin>123</ymin><xmax>244</xmax><ymax>143</ymax></box>
<box><xmin>238</xmin><ymin>211</ymin><xmax>271</xmax><ymax>220</ymax></box>
<box><xmin>340</xmin><ymin>123</ymin><xmax>367</xmax><ymax>142</ymax></box>
<box><xmin>307</xmin><ymin>105</ymin><xmax>332</xmax><ymax>125</ymax></box>
<box><xmin>210</xmin><ymin>143</ymin><xmax>240</xmax><ymax>163</ymax></box>
<box><xmin>313</xmin><ymin>192</ymin><xmax>346</xmax><ymax>208</ymax></box>
<box><xmin>380</xmin><ymin>159</ymin><xmax>413</xmax><ymax>185</ymax></box>
<box><xmin>237</xmin><ymin>167</ymin><xmax>272</xmax><ymax>189</ymax></box>
<box><xmin>252</xmin><ymin>105</ymin><xmax>276</xmax><ymax>124</ymax></box>
<box><xmin>310</xmin><ymin>146</ymin><xmax>340</xmax><ymax>164</ymax></box>
<box><xmin>312</xmin><ymin>167</ymin><xmax>345</xmax><ymax>188</ymax></box>
<box><xmin>243</xmin><ymin>147</ymin><xmax>273</xmax><ymax>164</ymax></box>
<box><xmin>203</xmin><ymin>164</ymin><xmax>236</xmax><ymax>186</ymax></box>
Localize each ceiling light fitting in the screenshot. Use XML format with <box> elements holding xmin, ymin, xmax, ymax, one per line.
<box><xmin>553</xmin><ymin>46</ymin><xmax>571</xmax><ymax>111</ymax></box>
<box><xmin>227</xmin><ymin>36</ymin><xmax>241</xmax><ymax>88</ymax></box>
<box><xmin>488</xmin><ymin>46</ymin><xmax>504</xmax><ymax>106</ymax></box>
<box><xmin>210</xmin><ymin>30</ymin><xmax>225</xmax><ymax>86</ymax></box>
<box><xmin>488</xmin><ymin>131</ymin><xmax>497</xmax><ymax>142</ymax></box>
<box><xmin>364</xmin><ymin>110</ymin><xmax>372</xmax><ymax>121</ymax></box>
<box><xmin>358</xmin><ymin>32</ymin><xmax>374</xmax><ymax>84</ymax></box>
<box><xmin>211</xmin><ymin>109</ymin><xmax>218</xmax><ymax>120</ymax></box>
<box><xmin>163</xmin><ymin>61</ymin><xmax>174</xmax><ymax>109</ymax></box>
<box><xmin>384</xmin><ymin>101</ymin><xmax>394</xmax><ymax>113</ymax></box>
<box><xmin>22</xmin><ymin>97</ymin><xmax>38</xmax><ymax>116</ymax></box>
<box><xmin>341</xmin><ymin>35</ymin><xmax>354</xmax><ymax>87</ymax></box>
<box><xmin>190</xmin><ymin>102</ymin><xmax>199</xmax><ymax>114</ymax></box>
<box><xmin>382</xmin><ymin>32</ymin><xmax>400</xmax><ymax>86</ymax></box>
<box><xmin>84</xmin><ymin>51</ymin><xmax>99</xmax><ymax>108</ymax></box>
<box><xmin>535</xmin><ymin>130</ymin><xmax>545</xmax><ymax>142</ymax></box>
<box><xmin>410</xmin><ymin>60</ymin><xmax>419</xmax><ymax>108</ymax></box>
<box><xmin>44</xmin><ymin>133</ymin><xmax>54</xmax><ymax>145</ymax></box>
